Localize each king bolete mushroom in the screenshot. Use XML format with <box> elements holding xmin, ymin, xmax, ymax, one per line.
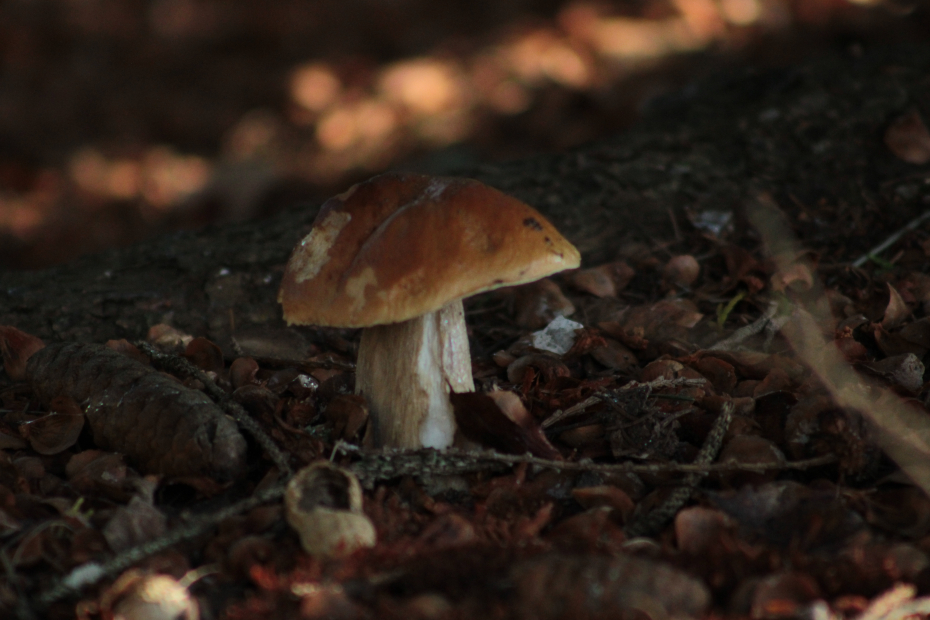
<box><xmin>278</xmin><ymin>172</ymin><xmax>580</xmax><ymax>449</ymax></box>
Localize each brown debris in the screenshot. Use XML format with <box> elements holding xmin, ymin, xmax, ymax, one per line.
<box><xmin>509</xmin><ymin>552</ymin><xmax>711</xmax><ymax>619</ymax></box>
<box><xmin>18</xmin><ymin>396</ymin><xmax>85</xmax><ymax>455</ymax></box>
<box><xmin>567</xmin><ymin>261</ymin><xmax>635</xmax><ymax>297</ymax></box>
<box><xmin>451</xmin><ymin>391</ymin><xmax>561</xmax><ymax>459</ymax></box>
<box><xmin>24</xmin><ymin>341</ymin><xmax>247</xmax><ymax>479</ymax></box>
<box><xmin>511</xmin><ymin>279</ymin><xmax>576</xmax><ymax>329</ymax></box>
<box><xmin>885</xmin><ymin>108</ymin><xmax>930</xmax><ymax>165</ymax></box>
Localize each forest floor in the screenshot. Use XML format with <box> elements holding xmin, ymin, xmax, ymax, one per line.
<box><xmin>4</xmin><ymin>2</ymin><xmax>930</xmax><ymax>619</ymax></box>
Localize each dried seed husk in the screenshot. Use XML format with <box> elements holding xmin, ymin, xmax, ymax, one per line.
<box><xmin>285</xmin><ymin>462</ymin><xmax>376</xmax><ymax>559</ymax></box>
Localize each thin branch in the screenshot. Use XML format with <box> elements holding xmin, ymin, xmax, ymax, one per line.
<box><xmin>710</xmin><ymin>300</ymin><xmax>788</xmax><ymax>351</ymax></box>
<box><xmin>624</xmin><ymin>401</ymin><xmax>733</xmax><ymax>538</ymax></box>
<box><xmin>851</xmin><ymin>208</ymin><xmax>930</xmax><ymax>268</ymax></box>
<box><xmin>336</xmin><ymin>441</ymin><xmax>837</xmax><ymax>489</ymax></box>
<box><xmin>31</xmin><ymin>482</ymin><xmax>287</xmax><ymax>613</ymax></box>
<box><xmin>541</xmin><ymin>376</ymin><xmax>707</xmax><ymax>429</ymax></box>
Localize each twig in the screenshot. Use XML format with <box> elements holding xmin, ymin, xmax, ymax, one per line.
<box><xmin>710</xmin><ymin>300</ymin><xmax>788</xmax><ymax>351</ymax></box>
<box><xmin>136</xmin><ymin>341</ymin><xmax>293</xmax><ymax>477</ymax></box>
<box><xmin>31</xmin><ymin>439</ymin><xmax>837</xmax><ymax>611</ymax></box>
<box><xmin>335</xmin><ymin>440</ymin><xmax>836</xmax><ymax>489</ymax></box>
<box><xmin>541</xmin><ymin>377</ymin><xmax>707</xmax><ymax>429</ymax></box>
<box><xmin>624</xmin><ymin>400</ymin><xmax>733</xmax><ymax>538</ymax></box>
<box><xmin>30</xmin><ymin>482</ymin><xmax>287</xmax><ymax>613</ymax></box>
<box><xmin>851</xmin><ymin>208</ymin><xmax>930</xmax><ymax>268</ymax></box>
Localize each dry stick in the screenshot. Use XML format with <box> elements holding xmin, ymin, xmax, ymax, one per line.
<box><xmin>851</xmin><ymin>208</ymin><xmax>930</xmax><ymax>269</ymax></box>
<box><xmin>31</xmin><ymin>481</ymin><xmax>287</xmax><ymax>612</ymax></box>
<box><xmin>32</xmin><ymin>441</ymin><xmax>835</xmax><ymax>611</ymax></box>
<box><xmin>135</xmin><ymin>341</ymin><xmax>293</xmax><ymax>477</ymax></box>
<box><xmin>336</xmin><ymin>440</ymin><xmax>836</xmax><ymax>489</ymax></box>
<box><xmin>709</xmin><ymin>300</ymin><xmax>789</xmax><ymax>351</ymax></box>
<box><xmin>541</xmin><ymin>377</ymin><xmax>707</xmax><ymax>429</ymax></box>
<box><xmin>624</xmin><ymin>401</ymin><xmax>733</xmax><ymax>538</ymax></box>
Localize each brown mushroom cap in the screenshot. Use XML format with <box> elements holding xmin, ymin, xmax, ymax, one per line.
<box><xmin>279</xmin><ymin>172</ymin><xmax>581</xmax><ymax>328</ymax></box>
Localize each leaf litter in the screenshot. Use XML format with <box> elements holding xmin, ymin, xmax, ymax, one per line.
<box><xmin>9</xmin><ymin>205</ymin><xmax>930</xmax><ymax>618</ymax></box>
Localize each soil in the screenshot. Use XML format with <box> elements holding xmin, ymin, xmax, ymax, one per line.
<box><xmin>3</xmin><ymin>42</ymin><xmax>929</xmax><ymax>346</ymax></box>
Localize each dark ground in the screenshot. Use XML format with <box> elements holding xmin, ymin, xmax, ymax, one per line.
<box><xmin>4</xmin><ymin>2</ymin><xmax>930</xmax><ymax>619</ymax></box>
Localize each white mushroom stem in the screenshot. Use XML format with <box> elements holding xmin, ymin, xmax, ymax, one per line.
<box><xmin>355</xmin><ymin>299</ymin><xmax>474</xmax><ymax>448</ymax></box>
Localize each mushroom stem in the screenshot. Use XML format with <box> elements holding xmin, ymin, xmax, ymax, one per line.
<box><xmin>356</xmin><ymin>299</ymin><xmax>474</xmax><ymax>448</ymax></box>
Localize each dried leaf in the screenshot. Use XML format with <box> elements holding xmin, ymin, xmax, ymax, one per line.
<box><xmin>567</xmin><ymin>261</ymin><xmax>635</xmax><ymax>297</ymax></box>
<box><xmin>675</xmin><ymin>507</ymin><xmax>738</xmax><ymax>557</ymax></box>
<box><xmin>771</xmin><ymin>260</ymin><xmax>814</xmax><ymax>293</ymax></box>
<box><xmin>509</xmin><ymin>553</ymin><xmax>710</xmax><ymax>619</ymax></box>
<box><xmin>720</xmin><ymin>245</ymin><xmax>764</xmax><ymax>287</ymax></box>
<box><xmin>863</xmin><ymin>353</ymin><xmax>925</xmax><ymax>392</ymax></box>
<box><xmin>873</xmin><ymin>324</ymin><xmax>927</xmax><ymax>358</ymax></box>
<box><xmin>547</xmin><ymin>507</ymin><xmax>626</xmax><ymax>554</ymax></box>
<box><xmin>184</xmin><ymin>337</ymin><xmax>225</xmax><ymax>373</ymax></box>
<box><xmin>0</xmin><ymin>429</ymin><xmax>27</xmax><ymax>450</ymax></box>
<box><xmin>708</xmin><ymin>481</ymin><xmax>863</xmax><ymax>547</ymax></box>
<box><xmin>571</xmin><ymin>485</ymin><xmax>635</xmax><ymax>521</ymax></box>
<box><xmin>506</xmin><ymin>354</ymin><xmax>570</xmax><ymax>384</ymax></box>
<box><xmin>622</xmin><ymin>299</ymin><xmax>704</xmax><ymax>337</ymax></box>
<box><xmin>324</xmin><ymin>394</ymin><xmax>369</xmax><ymax>441</ymax></box>
<box><xmin>103</xmin><ymin>494</ymin><xmax>168</xmax><ymax>553</ymax></box>
<box><xmin>589</xmin><ymin>339</ymin><xmax>638</xmax><ymax>370</ymax></box>
<box><xmin>512</xmin><ymin>279</ymin><xmax>575</xmax><ymax>329</ymax></box>
<box><xmin>451</xmin><ymin>391</ymin><xmax>561</xmax><ymax>460</ymax></box>
<box><xmin>662</xmin><ymin>255</ymin><xmax>700</xmax><ymax>288</ymax></box>
<box><xmin>229</xmin><ymin>356</ymin><xmax>260</xmax><ymax>389</ymax></box>
<box><xmin>104</xmin><ymin>339</ymin><xmax>149</xmax><ymax>365</ymax></box>
<box><xmin>835</xmin><ymin>327</ymin><xmax>869</xmax><ymax>363</ymax></box>
<box><xmin>864</xmin><ymin>487</ymin><xmax>930</xmax><ymax>538</ymax></box>
<box><xmin>67</xmin><ymin>451</ymin><xmax>139</xmax><ymax>503</ymax></box>
<box><xmin>750</xmin><ymin>572</ymin><xmax>821</xmax><ymax>619</ymax></box>
<box><xmin>882</xmin><ymin>283</ymin><xmax>911</xmax><ymax>330</ymax></box>
<box><xmin>146</xmin><ymin>323</ymin><xmax>193</xmax><ymax>352</ymax></box>
<box><xmin>20</xmin><ymin>405</ymin><xmax>85</xmax><ymax>455</ymax></box>
<box><xmin>690</xmin><ymin>356</ymin><xmax>738</xmax><ymax>393</ymax></box>
<box><xmin>0</xmin><ymin>326</ymin><xmax>46</xmax><ymax>381</ymax></box>
<box><xmin>885</xmin><ymin>109</ymin><xmax>930</xmax><ymax>164</ymax></box>
<box><xmin>899</xmin><ymin>316</ymin><xmax>930</xmax><ymax>349</ymax></box>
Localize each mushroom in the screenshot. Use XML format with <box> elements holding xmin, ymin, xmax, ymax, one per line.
<box><xmin>278</xmin><ymin>172</ymin><xmax>580</xmax><ymax>448</ymax></box>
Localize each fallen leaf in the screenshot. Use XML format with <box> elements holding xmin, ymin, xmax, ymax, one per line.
<box><xmin>885</xmin><ymin>109</ymin><xmax>930</xmax><ymax>164</ymax></box>
<box><xmin>103</xmin><ymin>493</ymin><xmax>168</xmax><ymax>553</ymax></box>
<box><xmin>19</xmin><ymin>404</ymin><xmax>85</xmax><ymax>455</ymax></box>
<box><xmin>662</xmin><ymin>255</ymin><xmax>700</xmax><ymax>288</ymax></box>
<box><xmin>184</xmin><ymin>337</ymin><xmax>225</xmax><ymax>373</ymax></box>
<box><xmin>451</xmin><ymin>391</ymin><xmax>562</xmax><ymax>459</ymax></box>
<box><xmin>324</xmin><ymin>394</ymin><xmax>369</xmax><ymax>441</ymax></box>
<box><xmin>882</xmin><ymin>283</ymin><xmax>911</xmax><ymax>330</ymax></box>
<box><xmin>511</xmin><ymin>279</ymin><xmax>575</xmax><ymax>329</ymax></box>
<box><xmin>863</xmin><ymin>353</ymin><xmax>925</xmax><ymax>392</ymax></box>
<box><xmin>567</xmin><ymin>261</ymin><xmax>635</xmax><ymax>297</ymax></box>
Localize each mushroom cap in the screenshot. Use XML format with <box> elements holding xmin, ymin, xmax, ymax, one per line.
<box><xmin>279</xmin><ymin>172</ymin><xmax>580</xmax><ymax>328</ymax></box>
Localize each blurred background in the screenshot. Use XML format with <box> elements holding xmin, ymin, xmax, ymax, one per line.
<box><xmin>0</xmin><ymin>0</ymin><xmax>926</xmax><ymax>269</ymax></box>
